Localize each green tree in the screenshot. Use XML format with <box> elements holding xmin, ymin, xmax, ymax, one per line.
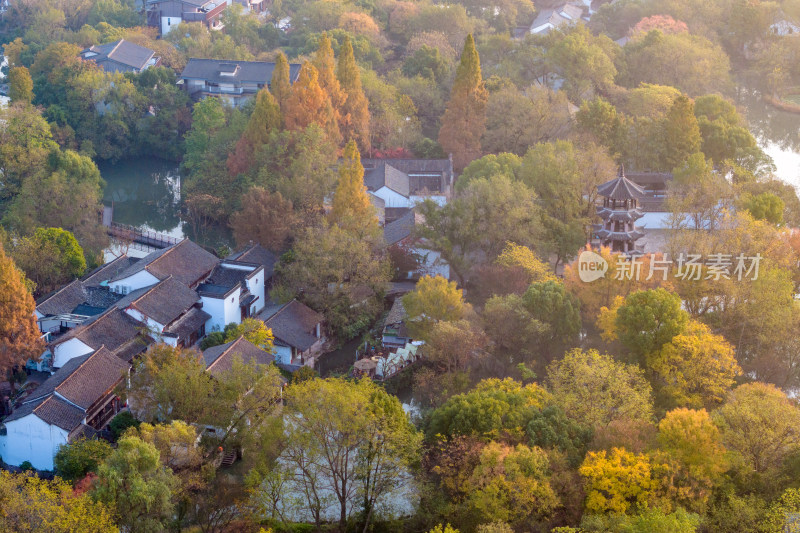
<box><xmin>546</xmin><ymin>349</ymin><xmax>654</xmax><ymax>428</ymax></box>
<box><xmin>456</xmin><ymin>153</ymin><xmax>521</xmax><ymax>191</ymax></box>
<box><xmin>0</xmin><ymin>242</ymin><xmax>43</xmax><ymax>379</ymax></box>
<box><xmin>8</xmin><ymin>66</ymin><xmax>33</xmax><ymax>104</ymax></box>
<box><xmin>92</xmin><ymin>436</ymin><xmax>178</xmax><ymax>533</ymax></box>
<box><xmin>270</xmin><ymin>378</ymin><xmax>421</xmax><ymax>531</ymax></box>
<box><xmin>54</xmin><ymin>438</ymin><xmax>113</xmax><ymax>483</ymax></box>
<box><xmin>519</xmin><ymin>140</ymin><xmax>616</xmax><ymax>268</ymax></box>
<box><xmin>402</xmin><ymin>275</ymin><xmax>466</xmax><ymax>340</ymax></box>
<box><xmin>330</xmin><ymin>139</ymin><xmax>377</xmax><ymax>237</ymax></box>
<box><xmin>0</xmin><ymin>471</ymin><xmax>117</xmax><ymax>532</ymax></box>
<box><xmin>438</xmin><ymin>34</ymin><xmax>487</xmax><ymax>170</ymax></box>
<box><xmin>741</xmin><ymin>192</ymin><xmax>784</xmax><ymax>225</ymax></box>
<box><xmin>547</xmin><ymin>24</ymin><xmax>617</xmax><ymax>101</ymax></box>
<box><xmin>416</xmin><ymin>174</ymin><xmax>541</xmax><ymax>285</ymax></box>
<box><xmin>275</xmin><ymin>223</ymin><xmax>388</xmax><ymax>338</ymax></box>
<box><xmin>12</xmin><ymin>227</ymin><xmax>86</xmax><ymax>296</ymax></box>
<box><xmin>714</xmin><ymin>382</ymin><xmax>800</xmax><ymax>474</ymax></box>
<box><xmin>762</xmin><ymin>488</ymin><xmax>800</xmax><ymax>533</ymax></box>
<box><xmin>693</xmin><ymin>94</ymin><xmax>758</xmax><ymax>166</ymax></box>
<box><xmin>183</xmin><ymin>97</ymin><xmax>226</xmax><ymax>176</ymax></box>
<box><xmin>426</xmin><ymin>378</ymin><xmax>549</xmax><ymax>441</ymax></box>
<box><xmin>336</xmin><ymin>37</ymin><xmax>371</xmax><ymax>153</ymax></box>
<box><xmin>576</xmin><ymin>97</ymin><xmax>627</xmax><ymax>158</ymax></box>
<box><xmin>523</xmin><ymin>280</ymin><xmax>581</xmax><ymax>350</ymax></box>
<box><xmin>614</xmin><ymin>288</ymin><xmax>689</xmax><ymax>361</ymax></box>
<box><xmin>527</xmin><ymin>405</ymin><xmax>593</xmax><ymax>467</ymax></box>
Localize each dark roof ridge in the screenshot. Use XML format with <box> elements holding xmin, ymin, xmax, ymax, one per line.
<box><xmin>36</xmin><ymin>279</ymin><xmax>83</xmax><ymax>307</ymax></box>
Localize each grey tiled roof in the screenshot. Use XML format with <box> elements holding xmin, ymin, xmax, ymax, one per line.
<box><xmin>109</xmin><ymin>240</ymin><xmax>219</xmax><ymax>288</ymax></box>
<box><xmin>261</xmin><ymin>300</ymin><xmax>323</xmax><ymax>352</ymax></box>
<box><xmin>122</xmin><ymin>277</ymin><xmax>201</xmax><ymax>327</ymax></box>
<box><xmin>26</xmin><ymin>347</ymin><xmax>128</xmax><ymax>410</ymax></box>
<box><xmin>597</xmin><ymin>174</ymin><xmax>646</xmax><ymax>200</ymax></box>
<box><xmin>228</xmin><ymin>244</ymin><xmax>278</xmax><ymax>278</ymax></box>
<box><xmin>82</xmin><ymin>39</ymin><xmax>155</xmax><ymax>71</ymax></box>
<box><xmin>384</xmin><ymin>298</ymin><xmax>407</xmax><ymax>326</ymax></box>
<box><xmin>165</xmin><ymin>306</ymin><xmax>211</xmax><ymax>339</ymax></box>
<box><xmin>384</xmin><ymin>210</ymin><xmax>416</xmax><ymax>246</ymax></box>
<box><xmin>4</xmin><ymin>395</ymin><xmax>86</xmax><ymax>432</ymax></box>
<box><xmin>180</xmin><ymin>58</ymin><xmax>301</xmax><ymax>86</ymax></box>
<box><xmin>36</xmin><ymin>280</ymin><xmax>87</xmax><ymax>316</ymax></box>
<box><xmin>364</xmin><ymin>163</ymin><xmax>410</xmax><ymax>196</ymax></box>
<box><xmin>53</xmin><ymin>308</ymin><xmax>146</xmax><ymax>356</ymax></box>
<box><xmin>6</xmin><ymin>347</ymin><xmax>128</xmax><ymax>431</ymax></box>
<box><xmin>202</xmin><ymin>336</ymin><xmax>274</xmax><ymax>376</ymax></box>
<box><xmin>82</xmin><ymin>255</ymin><xmax>139</xmax><ymax>287</ymax></box>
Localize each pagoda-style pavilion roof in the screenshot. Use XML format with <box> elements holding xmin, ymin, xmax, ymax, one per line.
<box><xmin>597</xmin><ymin>207</ymin><xmax>644</xmax><ymax>222</ymax></box>
<box><xmin>597</xmin><ymin>167</ymin><xmax>646</xmax><ymax>200</ymax></box>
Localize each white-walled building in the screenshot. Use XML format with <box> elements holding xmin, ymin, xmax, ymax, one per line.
<box><xmin>258</xmin><ymin>300</ymin><xmax>325</xmax><ymax>368</ymax></box>
<box><xmin>0</xmin><ymin>347</ymin><xmax>128</xmax><ymax>471</ymax></box>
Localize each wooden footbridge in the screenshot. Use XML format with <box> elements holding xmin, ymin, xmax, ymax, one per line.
<box><xmin>102</xmin><ymin>206</ymin><xmax>179</xmax><ymax>250</ymax></box>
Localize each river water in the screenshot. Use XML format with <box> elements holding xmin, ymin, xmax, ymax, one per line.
<box><xmin>736</xmin><ymin>81</ymin><xmax>800</xmax><ymax>188</ymax></box>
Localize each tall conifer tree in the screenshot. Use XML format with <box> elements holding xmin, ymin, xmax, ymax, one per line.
<box><xmin>331</xmin><ymin>140</ymin><xmax>378</xmax><ymax>237</ymax></box>
<box><xmin>285</xmin><ymin>62</ymin><xmax>341</xmax><ymax>146</ymax></box>
<box><xmin>0</xmin><ymin>242</ymin><xmax>43</xmax><ymax>379</ymax></box>
<box><xmin>661</xmin><ymin>95</ymin><xmax>702</xmax><ymax>170</ymax></box>
<box><xmin>313</xmin><ymin>33</ymin><xmax>345</xmax><ymax>114</ymax></box>
<box><xmin>271</xmin><ymin>51</ymin><xmax>292</xmax><ymax>117</ymax></box>
<box><xmin>227</xmin><ymin>88</ymin><xmax>281</xmax><ymax>176</ymax></box>
<box><xmin>336</xmin><ymin>37</ymin><xmax>371</xmax><ymax>154</ymax></box>
<box><xmin>438</xmin><ymin>34</ymin><xmax>488</xmax><ymax>170</ymax></box>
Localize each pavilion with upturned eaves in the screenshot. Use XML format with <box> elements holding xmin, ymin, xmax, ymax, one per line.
<box><xmin>594</xmin><ymin>167</ymin><xmax>646</xmax><ymax>254</ymax></box>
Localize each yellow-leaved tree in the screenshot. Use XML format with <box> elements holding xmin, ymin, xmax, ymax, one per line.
<box><xmin>403</xmin><ymin>275</ymin><xmax>468</xmax><ymax>340</ymax></box>
<box><xmin>579</xmin><ymin>447</ymin><xmax>654</xmax><ymax>514</ymax></box>
<box><xmin>330</xmin><ymin>139</ymin><xmax>378</xmax><ymax>238</ymax></box>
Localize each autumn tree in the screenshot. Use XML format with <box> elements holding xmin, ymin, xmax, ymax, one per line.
<box><xmin>12</xmin><ymin>227</ymin><xmax>86</xmax><ymax>296</ymax></box>
<box><xmin>0</xmin><ymin>471</ymin><xmax>117</xmax><ymax>532</ymax></box>
<box><xmin>427</xmin><ymin>319</ymin><xmax>486</xmax><ymax>374</ymax></box>
<box><xmin>713</xmin><ymin>382</ymin><xmax>800</xmax><ymax>474</ymax></box>
<box><xmin>227</xmin><ymin>87</ymin><xmax>280</xmax><ymax>176</ymax></box>
<box><xmin>579</xmin><ymin>447</ymin><xmax>654</xmax><ymax>514</ymax></box>
<box><xmin>337</xmin><ymin>36</ymin><xmax>371</xmax><ymax>153</ymax></box>
<box><xmin>284</xmin><ymin>61</ymin><xmax>341</xmax><ymax>145</ymax></box>
<box><xmin>523</xmin><ymin>280</ymin><xmax>581</xmax><ymax>353</ymax></box>
<box><xmin>463</xmin><ymin>442</ymin><xmax>559</xmax><ymax>527</ymax></box>
<box><xmin>402</xmin><ymin>275</ymin><xmax>467</xmax><ymax>340</ymax></box>
<box><xmin>230</xmin><ymin>188</ymin><xmax>297</xmax><ymax>252</ymax></box>
<box><xmin>270</xmin><ymin>51</ymin><xmax>292</xmax><ymax>116</ymax></box>
<box><xmin>438</xmin><ymin>34</ymin><xmax>487</xmax><ymax>170</ymax></box>
<box><xmin>0</xmin><ymin>242</ymin><xmax>43</xmax><ymax>378</ymax></box>
<box><xmin>330</xmin><ymin>139</ymin><xmax>378</xmax><ymax>237</ymax></box>
<box><xmin>313</xmin><ymin>33</ymin><xmax>345</xmax><ymax>116</ymax></box>
<box><xmin>223</xmin><ymin>318</ymin><xmax>274</xmax><ymax>351</ymax></box>
<box><xmin>8</xmin><ymin>66</ymin><xmax>33</xmax><ymax>104</ymax></box>
<box><xmin>546</xmin><ymin>349</ymin><xmax>654</xmax><ymax>429</ymax></box>
<box><xmin>655</xmin><ymin>408</ymin><xmax>727</xmax><ymax>512</ymax></box>
<box><xmin>647</xmin><ymin>321</ymin><xmax>740</xmax><ymax>410</ymax></box>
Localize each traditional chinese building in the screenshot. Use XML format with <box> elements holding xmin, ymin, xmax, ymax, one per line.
<box><xmin>595</xmin><ymin>167</ymin><xmax>646</xmax><ymax>254</ymax></box>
